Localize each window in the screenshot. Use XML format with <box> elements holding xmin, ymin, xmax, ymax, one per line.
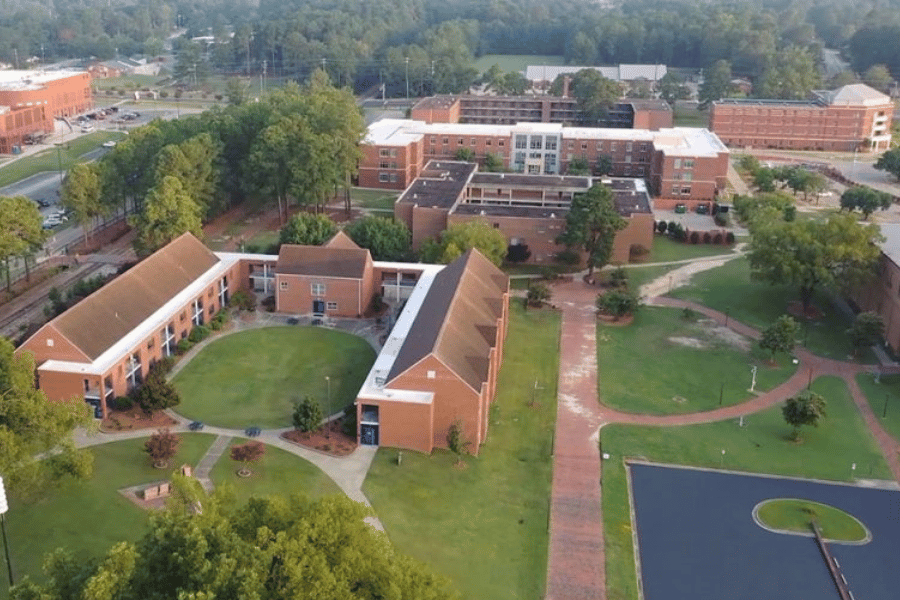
<box><xmin>180</xmin><ymin>311</ymin><xmax>186</xmax><ymax>322</ymax></box>
<box><xmin>442</xmin><ymin>137</ymin><xmax>449</xmax><ymax>145</ymax></box>
<box><xmin>326</xmin><ymin>301</ymin><xmax>338</xmax><ymax>311</ymax></box>
<box><xmin>681</xmin><ymin>186</ymin><xmax>691</xmax><ymax>195</ymax></box>
<box><xmin>610</xmin><ymin>142</ymin><xmax>617</xmax><ymax>152</ymax></box>
<box><xmin>581</xmin><ymin>142</ymin><xmax>588</xmax><ymax>150</ymax></box>
<box><xmin>486</xmin><ymin>139</ymin><xmax>492</xmax><ymax>146</ymax></box>
<box><xmin>427</xmin><ymin>370</ymin><xmax>436</xmax><ymax>379</ymax></box>
<box><xmin>626</xmin><ymin>142</ymin><xmax>633</xmax><ymax>152</ymax></box>
<box><xmin>673</xmin><ymin>158</ymin><xmax>682</xmax><ymax>169</ymax></box>
<box><xmin>515</xmin><ymin>135</ymin><xmax>527</xmax><ymax>149</ymax></box>
<box><xmin>458</xmin><ymin>138</ymin><xmax>464</xmax><ymax>145</ymax></box>
<box><xmin>545</xmin><ymin>136</ymin><xmax>558</xmax><ymax>150</ymax></box>
<box><xmin>125</xmin><ymin>353</ymin><xmax>142</xmax><ymax>391</ymax></box>
<box><xmin>682</xmin><ymin>173</ymin><xmax>693</xmax><ymax>182</ymax></box>
<box><xmin>192</xmin><ymin>298</ymin><xmax>204</xmax><ymax>326</ymax></box>
<box><xmin>147</xmin><ymin>338</ymin><xmax>154</xmax><ymax>350</ymax></box>
<box><xmin>378</xmin><ymin>173</ymin><xmax>389</xmax><ymax>183</ymax></box>
<box><xmin>161</xmin><ymin>323</ymin><xmax>175</xmax><ymax>357</ymax></box>
<box><xmin>498</xmin><ymin>139</ymin><xmax>505</xmax><ymax>147</ymax></box>
<box><xmin>671</xmin><ymin>185</ymin><xmax>680</xmax><ymax>195</ymax></box>
<box><xmin>390</xmin><ymin>173</ymin><xmax>398</xmax><ymax>183</ymax></box>
<box><xmin>430</xmin><ymin>136</ymin><xmax>436</xmax><ymax>145</ymax></box>
<box><xmin>219</xmin><ymin>276</ymin><xmax>228</xmax><ymax>307</ymax></box>
<box><xmin>471</xmin><ymin>138</ymin><xmax>477</xmax><ymax>146</ymax></box>
<box><xmin>311</xmin><ymin>283</ymin><xmax>326</xmax><ymax>296</ymax></box>
<box><xmin>596</xmin><ymin>142</ymin><xmax>604</xmax><ymax>151</ymax></box>
<box><xmin>279</xmin><ymin>280</ymin><xmax>288</xmax><ymax>291</ymax></box>
<box><xmin>379</xmin><ymin>148</ymin><xmax>390</xmax><ymax>157</ymax></box>
<box><xmin>46</xmin><ymin>338</ymin><xmax>54</xmax><ymax>347</ymax></box>
<box><xmin>683</xmin><ymin>159</ymin><xmax>695</xmax><ymax>169</ymax></box>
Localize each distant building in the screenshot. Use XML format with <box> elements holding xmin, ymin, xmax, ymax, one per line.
<box><xmin>411</xmin><ymin>94</ymin><xmax>673</xmax><ymax>130</ymax></box>
<box><xmin>88</xmin><ymin>58</ymin><xmax>160</xmax><ymax>78</ymax></box>
<box><xmin>0</xmin><ymin>70</ymin><xmax>93</xmax><ymax>153</ymax></box>
<box><xmin>709</xmin><ymin>84</ymin><xmax>894</xmax><ymax>152</ymax></box>
<box><xmin>360</xmin><ymin>118</ymin><xmax>729</xmax><ymax>208</ymax></box>
<box><xmin>394</xmin><ymin>160</ymin><xmax>655</xmax><ymax>264</ymax></box>
<box><xmin>525</xmin><ymin>64</ymin><xmax>668</xmax><ymax>89</ymax></box>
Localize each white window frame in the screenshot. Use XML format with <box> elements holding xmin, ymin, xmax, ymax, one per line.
<box><xmin>311</xmin><ymin>283</ymin><xmax>326</xmax><ymax>296</ymax></box>
<box><xmin>126</xmin><ymin>353</ymin><xmax>141</xmax><ymax>389</ymax></box>
<box><xmin>161</xmin><ymin>323</ymin><xmax>175</xmax><ymax>357</ymax></box>
<box><xmin>326</xmin><ymin>301</ymin><xmax>338</xmax><ymax>311</ymax></box>
<box><xmin>192</xmin><ymin>298</ymin><xmax>204</xmax><ymax>326</ymax></box>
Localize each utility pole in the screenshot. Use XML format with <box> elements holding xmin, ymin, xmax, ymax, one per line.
<box><xmin>405</xmin><ymin>57</ymin><xmax>410</xmax><ymax>100</ymax></box>
<box><xmin>40</xmin><ymin>44</ymin><xmax>44</xmax><ymax>68</ymax></box>
<box><xmin>12</xmin><ymin>48</ymin><xmax>17</xmax><ymax>69</ymax></box>
<box><xmin>261</xmin><ymin>59</ymin><xmax>266</xmax><ymax>94</ymax></box>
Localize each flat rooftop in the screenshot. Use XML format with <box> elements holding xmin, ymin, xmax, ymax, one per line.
<box><xmin>0</xmin><ymin>69</ymin><xmax>88</xmax><ymax>91</ymax></box>
<box><xmin>470</xmin><ymin>172</ymin><xmax>591</xmax><ymax>189</ymax></box>
<box><xmin>396</xmin><ymin>160</ymin><xmax>476</xmax><ymax>209</ymax></box>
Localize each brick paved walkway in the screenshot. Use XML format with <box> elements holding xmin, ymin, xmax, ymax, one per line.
<box><xmin>545</xmin><ymin>282</ymin><xmax>900</xmax><ymax>600</ymax></box>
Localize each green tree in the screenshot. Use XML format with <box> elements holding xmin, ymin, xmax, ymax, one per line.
<box><xmin>153</xmin><ymin>133</ymin><xmax>224</xmax><ymax>219</ymax></box>
<box><xmin>756</xmin><ymin>46</ymin><xmax>821</xmax><ymax>100</ymax></box>
<box><xmin>344</xmin><ymin>216</ymin><xmax>411</xmax><ymax>261</ymax></box>
<box><xmin>847</xmin><ymin>311</ymin><xmax>885</xmax><ymax>355</ymax></box>
<box><xmin>782</xmin><ymin>392</ymin><xmax>827</xmax><ymax>442</ymax></box>
<box><xmin>759</xmin><ymin>315</ymin><xmax>800</xmax><ymax>360</ymax></box>
<box><xmin>875</xmin><ymin>147</ymin><xmax>900</xmax><ymax>181</ymax></box>
<box><xmin>61</xmin><ymin>163</ymin><xmax>104</xmax><ymax>245</ymax></box>
<box><xmin>839</xmin><ymin>186</ymin><xmax>893</xmax><ymax>219</ymax></box>
<box><xmin>753</xmin><ymin>168</ymin><xmax>776</xmax><ymax>192</ymax></box>
<box><xmin>292</xmin><ymin>395</ymin><xmax>323</xmax><ymax>433</ymax></box>
<box><xmin>131</xmin><ymin>176</ymin><xmax>203</xmax><ymax>256</ymax></box>
<box><xmin>131</xmin><ymin>364</ymin><xmax>181</xmax><ymax>414</ymax></box>
<box><xmin>595</xmin><ymin>155</ymin><xmax>613</xmax><ymax>176</ymax></box>
<box><xmin>596</xmin><ymin>288</ymin><xmax>639</xmax><ymax>320</ymax></box>
<box><xmin>446</xmin><ymin>420</ymin><xmax>469</xmax><ymax>465</ymax></box>
<box><xmin>483</xmin><ymin>152</ymin><xmax>504</xmax><ymax>172</ymax></box>
<box><xmin>279</xmin><ymin>212</ymin><xmax>337</xmax><ymax>246</ymax></box>
<box><xmin>526</xmin><ymin>282</ymin><xmax>551</xmax><ymax>307</ymax></box>
<box><xmin>567</xmin><ymin>157</ymin><xmax>590</xmax><ymax>176</ymax></box>
<box><xmin>420</xmin><ymin>221</ymin><xmax>507</xmax><ymax>266</ymax></box>
<box><xmin>225</xmin><ymin>77</ymin><xmax>248</xmax><ymax>106</ymax></box>
<box><xmin>10</xmin><ymin>494</ymin><xmax>459</xmax><ymax>600</ymax></box>
<box><xmin>863</xmin><ymin>64</ymin><xmax>894</xmax><ymax>92</ymax></box>
<box><xmin>454</xmin><ymin>147</ymin><xmax>475</xmax><ymax>162</ymax></box>
<box><xmin>699</xmin><ymin>60</ymin><xmax>732</xmax><ymax>107</ymax></box>
<box><xmin>246</xmin><ymin>116</ymin><xmax>311</xmax><ymax>222</ymax></box>
<box><xmin>494</xmin><ymin>71</ymin><xmax>529</xmax><ymax>95</ymax></box>
<box><xmin>658</xmin><ymin>72</ymin><xmax>691</xmax><ymax>105</ymax></box>
<box><xmin>0</xmin><ymin>195</ymin><xmax>46</xmax><ymax>290</ymax></box>
<box><xmin>552</xmin><ymin>69</ymin><xmax>622</xmax><ymax>125</ymax></box>
<box><xmin>0</xmin><ymin>338</ymin><xmax>94</xmax><ymax>497</ymax></box>
<box><xmin>748</xmin><ymin>214</ymin><xmax>882</xmax><ymax>312</ymax></box>
<box><xmin>556</xmin><ymin>185</ymin><xmax>627</xmax><ymax>277</ymax></box>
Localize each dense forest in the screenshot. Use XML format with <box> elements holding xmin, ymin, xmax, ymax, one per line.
<box><xmin>3</xmin><ymin>0</ymin><xmax>900</xmax><ymax>95</ymax></box>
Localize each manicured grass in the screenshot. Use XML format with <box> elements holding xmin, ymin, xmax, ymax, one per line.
<box><xmin>854</xmin><ymin>372</ymin><xmax>900</xmax><ymax>443</ymax></box>
<box><xmin>756</xmin><ymin>498</ymin><xmax>867</xmax><ymax>542</ymax></box>
<box><xmin>673</xmin><ymin>104</ymin><xmax>708</xmax><ymax>127</ymax></box>
<box><xmin>211</xmin><ymin>441</ymin><xmax>341</xmax><ymax>505</ymax></box>
<box><xmin>173</xmin><ymin>327</ymin><xmax>376</xmax><ymax>428</ymax></box>
<box><xmin>0</xmin><ymin>131</ymin><xmax>127</xmax><ymax>187</ymax></box>
<box><xmin>645</xmin><ymin>235</ymin><xmax>738</xmax><ymax>263</ymax></box>
<box><xmin>364</xmin><ymin>303</ymin><xmax>560</xmax><ymax>600</ymax></box>
<box><xmin>598</xmin><ymin>306</ymin><xmax>796</xmax><ymax>415</ymax></box>
<box><xmin>626</xmin><ymin>264</ymin><xmax>681</xmax><ymax>294</ymax></box>
<box><xmin>473</xmin><ymin>54</ymin><xmax>564</xmax><ymax>73</ymax></box>
<box><xmin>351</xmin><ymin>187</ymin><xmax>398</xmax><ymax>211</ymax></box>
<box><xmin>8</xmin><ymin>434</ymin><xmax>215</xmax><ymax>583</ymax></box>
<box><xmin>668</xmin><ymin>256</ymin><xmax>873</xmax><ymax>362</ymax></box>
<box><xmin>91</xmin><ymin>74</ymin><xmax>165</xmax><ymax>90</ymax></box>
<box><xmin>601</xmin><ymin>375</ymin><xmax>891</xmax><ymax>600</ymax></box>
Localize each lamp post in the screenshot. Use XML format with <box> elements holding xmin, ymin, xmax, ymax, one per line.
<box><xmin>0</xmin><ymin>476</ymin><xmax>14</xmax><ymax>588</ymax></box>
<box><xmin>55</xmin><ymin>143</ymin><xmax>65</xmax><ymax>186</ymax></box>
<box><xmin>325</xmin><ymin>376</ymin><xmax>331</xmax><ymax>439</ymax></box>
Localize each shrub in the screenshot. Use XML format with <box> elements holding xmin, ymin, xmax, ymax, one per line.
<box><xmin>446</xmin><ymin>420</ymin><xmax>470</xmax><ymax>463</ymax></box>
<box><xmin>505</xmin><ymin>243</ymin><xmax>531</xmax><ymax>263</ymax></box>
<box><xmin>293</xmin><ymin>396</ymin><xmax>323</xmax><ymax>433</ymax></box>
<box><xmin>629</xmin><ymin>244</ymin><xmax>649</xmax><ymax>261</ymax></box>
<box><xmin>554</xmin><ymin>248</ymin><xmax>581</xmax><ymax>266</ymax></box>
<box><xmin>596</xmin><ymin>288</ymin><xmax>640</xmax><ymax>319</ymax></box>
<box><xmin>176</xmin><ymin>338</ymin><xmax>194</xmax><ymax>355</ymax></box>
<box><xmin>209</xmin><ymin>318</ymin><xmax>223</xmax><ymax>331</ymax></box>
<box><xmin>713</xmin><ymin>233</ymin><xmax>724</xmax><ymax>244</ymax></box>
<box><xmin>159</xmin><ymin>90</ymin><xmax>169</xmax><ymax>98</ymax></box>
<box><xmin>667</xmin><ymin>220</ymin><xmax>678</xmax><ymax>234</ymax></box>
<box><xmin>188</xmin><ymin>325</ymin><xmax>210</xmax><ymax>344</ymax></box>
<box><xmin>656</xmin><ymin>221</ymin><xmax>668</xmax><ymax>234</ymax></box>
<box><xmin>230</xmin><ymin>441</ymin><xmax>265</xmax><ymax>475</ymax></box>
<box><xmin>341</xmin><ymin>405</ymin><xmax>358</xmax><ymax>437</ymax></box>
<box><xmin>526</xmin><ymin>282</ymin><xmax>551</xmax><ymax>307</ymax></box>
<box><xmin>229</xmin><ymin>290</ymin><xmax>256</xmax><ymax>311</ymax></box>
<box><xmin>714</xmin><ymin>212</ymin><xmax>729</xmax><ymax>226</ymax></box>
<box><xmin>152</xmin><ymin>356</ymin><xmax>175</xmax><ymax>376</ymax></box>
<box><xmin>132</xmin><ymin>369</ymin><xmax>181</xmax><ymax>414</ymax></box>
<box><xmin>702</xmin><ymin>232</ymin><xmax>712</xmax><ymax>244</ymax></box>
<box><xmin>725</xmin><ymin>231</ymin><xmax>736</xmax><ymax>244</ymax></box>
<box><xmin>110</xmin><ymin>396</ymin><xmax>133</xmax><ymax>411</ymax></box>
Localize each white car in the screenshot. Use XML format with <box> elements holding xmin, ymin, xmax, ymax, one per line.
<box><xmin>102</xmin><ymin>141</ymin><xmax>116</xmax><ymax>148</ymax></box>
<box><xmin>81</xmin><ymin>124</ymin><xmax>95</xmax><ymax>133</ymax></box>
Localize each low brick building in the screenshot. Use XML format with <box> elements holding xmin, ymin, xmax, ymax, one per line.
<box><xmin>849</xmin><ymin>224</ymin><xmax>900</xmax><ymax>353</ymax></box>
<box><xmin>394</xmin><ymin>160</ymin><xmax>655</xmax><ymax>264</ymax></box>
<box><xmin>361</xmin><ymin>118</ymin><xmax>728</xmax><ymax>209</ymax></box>
<box><xmin>710</xmin><ymin>84</ymin><xmax>894</xmax><ymax>152</ymax></box>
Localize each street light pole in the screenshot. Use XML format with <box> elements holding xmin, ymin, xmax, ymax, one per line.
<box><xmin>405</xmin><ymin>57</ymin><xmax>410</xmax><ymax>101</ymax></box>
<box><xmin>55</xmin><ymin>143</ymin><xmax>64</xmax><ymax>186</ymax></box>
<box><xmin>0</xmin><ymin>477</ymin><xmax>14</xmax><ymax>588</ymax></box>
<box><xmin>325</xmin><ymin>376</ymin><xmax>331</xmax><ymax>439</ymax></box>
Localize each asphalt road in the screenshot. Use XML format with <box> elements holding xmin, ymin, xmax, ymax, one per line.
<box><xmin>630</xmin><ymin>463</ymin><xmax>900</xmax><ymax>600</ymax></box>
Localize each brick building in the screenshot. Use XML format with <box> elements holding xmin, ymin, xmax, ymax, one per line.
<box><xmin>848</xmin><ymin>224</ymin><xmax>900</xmax><ymax>353</ymax></box>
<box><xmin>0</xmin><ymin>70</ymin><xmax>93</xmax><ymax>153</ymax></box>
<box><xmin>709</xmin><ymin>84</ymin><xmax>894</xmax><ymax>152</ymax></box>
<box><xmin>410</xmin><ymin>94</ymin><xmax>673</xmax><ymax>130</ymax></box>
<box><xmin>361</xmin><ymin>118</ymin><xmax>729</xmax><ymax>208</ymax></box>
<box><xmin>18</xmin><ymin>233</ymin><xmax>509</xmax><ymax>455</ymax></box>
<box><xmin>395</xmin><ymin>160</ymin><xmax>654</xmax><ymax>263</ymax></box>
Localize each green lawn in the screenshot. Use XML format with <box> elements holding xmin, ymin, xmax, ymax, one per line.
<box><xmin>364</xmin><ymin>303</ymin><xmax>560</xmax><ymax>600</ymax></box>
<box><xmin>673</xmin><ymin>104</ymin><xmax>708</xmax><ymax>127</ymax></box>
<box><xmin>0</xmin><ymin>131</ymin><xmax>127</xmax><ymax>187</ymax></box>
<box><xmin>473</xmin><ymin>54</ymin><xmax>564</xmax><ymax>74</ymax></box>
<box><xmin>645</xmin><ymin>235</ymin><xmax>738</xmax><ymax>264</ymax></box>
<box><xmin>756</xmin><ymin>499</ymin><xmax>867</xmax><ymax>542</ymax></box>
<box><xmin>627</xmin><ymin>264</ymin><xmax>682</xmax><ymax>293</ymax></box>
<box><xmin>854</xmin><ymin>372</ymin><xmax>900</xmax><ymax>443</ymax></box>
<box><xmin>91</xmin><ymin>74</ymin><xmax>165</xmax><ymax>90</ymax></box>
<box><xmin>173</xmin><ymin>327</ymin><xmax>376</xmax><ymax>428</ymax></box>
<box><xmin>601</xmin><ymin>375</ymin><xmax>892</xmax><ymax>600</ymax></box>
<box><xmin>668</xmin><ymin>257</ymin><xmax>872</xmax><ymax>362</ymax></box>
<box><xmin>598</xmin><ymin>306</ymin><xmax>796</xmax><ymax>415</ymax></box>
<box><xmin>8</xmin><ymin>434</ymin><xmax>215</xmax><ymax>583</ymax></box>
<box><xmin>351</xmin><ymin>187</ymin><xmax>398</xmax><ymax>211</ymax></box>
<box><xmin>211</xmin><ymin>440</ymin><xmax>341</xmax><ymax>506</ymax></box>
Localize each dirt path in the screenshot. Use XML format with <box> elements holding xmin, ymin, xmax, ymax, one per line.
<box><xmin>638</xmin><ymin>245</ymin><xmax>745</xmax><ymax>298</ymax></box>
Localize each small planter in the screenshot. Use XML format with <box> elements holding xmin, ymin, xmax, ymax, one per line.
<box><xmin>236</xmin><ymin>468</ymin><xmax>252</xmax><ymax>478</ymax></box>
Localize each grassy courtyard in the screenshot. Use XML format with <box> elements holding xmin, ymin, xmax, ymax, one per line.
<box><xmin>854</xmin><ymin>372</ymin><xmax>900</xmax><ymax>443</ymax></box>
<box><xmin>644</xmin><ymin>235</ymin><xmax>738</xmax><ymax>264</ymax></box>
<box><xmin>7</xmin><ymin>434</ymin><xmax>214</xmax><ymax>582</ymax></box>
<box><xmin>351</xmin><ymin>187</ymin><xmax>399</xmax><ymax>211</ymax></box>
<box><xmin>598</xmin><ymin>306</ymin><xmax>796</xmax><ymax>415</ymax></box>
<box><xmin>601</xmin><ymin>375</ymin><xmax>892</xmax><ymax>600</ymax></box>
<box><xmin>669</xmin><ymin>256</ymin><xmax>872</xmax><ymax>362</ymax></box>
<box><xmin>0</xmin><ymin>131</ymin><xmax>127</xmax><ymax>188</ymax></box>
<box><xmin>173</xmin><ymin>327</ymin><xmax>376</xmax><ymax>428</ymax></box>
<box><xmin>364</xmin><ymin>303</ymin><xmax>560</xmax><ymax>600</ymax></box>
<box><xmin>473</xmin><ymin>54</ymin><xmax>564</xmax><ymax>73</ymax></box>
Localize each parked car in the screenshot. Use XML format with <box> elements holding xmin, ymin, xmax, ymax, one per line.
<box><xmin>674</xmin><ymin>203</ymin><xmax>687</xmax><ymax>214</ymax></box>
<box><xmin>81</xmin><ymin>124</ymin><xmax>95</xmax><ymax>133</ymax></box>
<box><xmin>189</xmin><ymin>421</ymin><xmax>205</xmax><ymax>431</ymax></box>
<box><xmin>245</xmin><ymin>426</ymin><xmax>261</xmax><ymax>437</ymax></box>
<box><xmin>102</xmin><ymin>140</ymin><xmax>116</xmax><ymax>148</ymax></box>
<box><xmin>696</xmin><ymin>203</ymin><xmax>710</xmax><ymax>215</ymax></box>
<box><xmin>35</xmin><ymin>198</ymin><xmax>50</xmax><ymax>208</ymax></box>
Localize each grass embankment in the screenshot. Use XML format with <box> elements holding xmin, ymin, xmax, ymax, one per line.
<box><xmin>364</xmin><ymin>303</ymin><xmax>560</xmax><ymax>600</ymax></box>
<box><xmin>0</xmin><ymin>131</ymin><xmax>127</xmax><ymax>188</ymax></box>
<box><xmin>601</xmin><ymin>375</ymin><xmax>891</xmax><ymax>600</ymax></box>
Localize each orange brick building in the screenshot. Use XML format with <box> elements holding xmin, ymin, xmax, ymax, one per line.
<box><xmin>0</xmin><ymin>70</ymin><xmax>93</xmax><ymax>153</ymax></box>
<box><xmin>709</xmin><ymin>84</ymin><xmax>894</xmax><ymax>152</ymax></box>
<box><xmin>18</xmin><ymin>233</ymin><xmax>509</xmax><ymax>455</ymax></box>
<box><xmin>361</xmin><ymin>118</ymin><xmax>728</xmax><ymax>209</ymax></box>
<box><xmin>395</xmin><ymin>160</ymin><xmax>654</xmax><ymax>264</ymax></box>
<box><xmin>849</xmin><ymin>224</ymin><xmax>900</xmax><ymax>353</ymax></box>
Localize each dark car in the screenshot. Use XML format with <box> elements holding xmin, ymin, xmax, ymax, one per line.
<box><xmin>674</xmin><ymin>203</ymin><xmax>687</xmax><ymax>214</ymax></box>
<box><xmin>245</xmin><ymin>426</ymin><xmax>261</xmax><ymax>437</ymax></box>
<box><xmin>696</xmin><ymin>204</ymin><xmax>710</xmax><ymax>215</ymax></box>
<box><xmin>35</xmin><ymin>198</ymin><xmax>50</xmax><ymax>208</ymax></box>
<box><xmin>188</xmin><ymin>421</ymin><xmax>204</xmax><ymax>431</ymax></box>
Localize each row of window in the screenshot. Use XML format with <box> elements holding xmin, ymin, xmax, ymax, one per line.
<box><xmin>378</xmin><ymin>172</ymin><xmax>399</xmax><ymax>183</ymax></box>
<box><xmin>430</xmin><ymin>136</ymin><xmax>505</xmax><ymax>148</ymax></box>
<box><xmin>670</xmin><ymin>185</ymin><xmax>693</xmax><ymax>196</ymax></box>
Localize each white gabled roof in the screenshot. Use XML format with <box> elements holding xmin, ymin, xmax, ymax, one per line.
<box><xmin>828</xmin><ymin>84</ymin><xmax>892</xmax><ymax>107</ymax></box>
